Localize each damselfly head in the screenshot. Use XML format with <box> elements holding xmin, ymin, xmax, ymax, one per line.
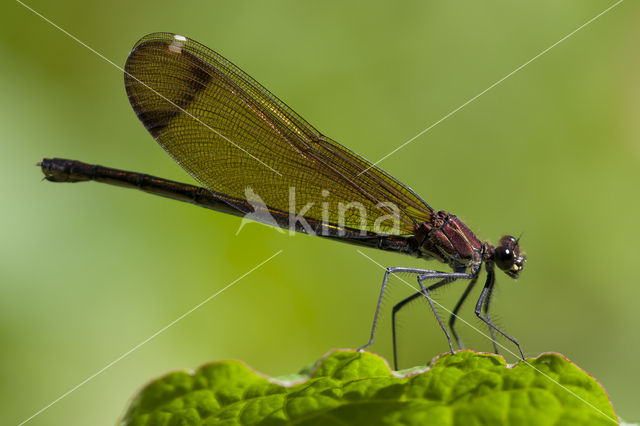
<box><xmin>494</xmin><ymin>235</ymin><xmax>526</xmax><ymax>278</ymax></box>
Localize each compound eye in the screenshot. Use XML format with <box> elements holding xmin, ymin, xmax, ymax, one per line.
<box><xmin>495</xmin><ymin>246</ymin><xmax>515</xmax><ymax>271</ymax></box>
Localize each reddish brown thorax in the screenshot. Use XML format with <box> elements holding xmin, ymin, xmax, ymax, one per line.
<box><xmin>412</xmin><ymin>211</ymin><xmax>526</xmax><ymax>278</ymax></box>
<box><xmin>413</xmin><ymin>210</ymin><xmax>483</xmax><ymax>270</ymax></box>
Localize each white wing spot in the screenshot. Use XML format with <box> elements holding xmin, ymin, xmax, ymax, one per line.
<box><xmin>169</xmin><ymin>34</ymin><xmax>186</xmax><ymax>53</ymax></box>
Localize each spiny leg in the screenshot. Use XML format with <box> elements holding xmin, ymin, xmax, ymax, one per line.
<box><xmin>391</xmin><ymin>276</ymin><xmax>456</xmax><ymax>370</ymax></box>
<box><xmin>481</xmin><ymin>275</ymin><xmax>499</xmax><ymax>354</ymax></box>
<box><xmin>359</xmin><ymin>267</ymin><xmax>445</xmax><ymax>352</ymax></box>
<box><xmin>359</xmin><ymin>267</ymin><xmax>471</xmax><ymax>369</ymax></box>
<box><xmin>448</xmin><ymin>273</ymin><xmax>479</xmax><ymax>350</ymax></box>
<box><xmin>475</xmin><ymin>268</ymin><xmax>525</xmax><ymax>359</ymax></box>
<box><xmin>391</xmin><ymin>291</ymin><xmax>422</xmax><ymax>370</ymax></box>
<box><xmin>416</xmin><ymin>275</ymin><xmax>458</xmax><ymax>356</ymax></box>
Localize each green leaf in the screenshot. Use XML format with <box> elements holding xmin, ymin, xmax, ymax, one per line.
<box><xmin>119</xmin><ymin>350</ymin><xmax>618</xmax><ymax>426</ymax></box>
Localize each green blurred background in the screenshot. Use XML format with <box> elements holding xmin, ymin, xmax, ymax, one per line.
<box><xmin>2</xmin><ymin>0</ymin><xmax>638</xmax><ymax>424</ymax></box>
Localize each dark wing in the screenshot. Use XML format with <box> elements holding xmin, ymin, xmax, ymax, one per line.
<box><xmin>124</xmin><ymin>32</ymin><xmax>432</xmax><ymax>236</ymax></box>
